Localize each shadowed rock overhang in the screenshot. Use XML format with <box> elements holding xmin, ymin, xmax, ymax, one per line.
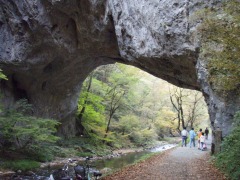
<box><xmin>0</xmin><ymin>0</ymin><xmax>238</xmax><ymax>150</ymax></box>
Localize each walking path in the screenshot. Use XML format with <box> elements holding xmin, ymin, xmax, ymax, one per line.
<box><xmin>102</xmin><ymin>136</ymin><xmax>227</xmax><ymax>180</ymax></box>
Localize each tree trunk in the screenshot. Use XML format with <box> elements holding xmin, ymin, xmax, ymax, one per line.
<box><xmin>76</xmin><ymin>74</ymin><xmax>93</xmax><ymax>136</ymax></box>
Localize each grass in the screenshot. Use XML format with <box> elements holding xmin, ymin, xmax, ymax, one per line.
<box><xmin>0</xmin><ymin>136</ymin><xmax>178</xmax><ymax>173</ymax></box>
<box><xmin>162</xmin><ymin>137</ymin><xmax>181</xmax><ymax>144</ymax></box>
<box><xmin>2</xmin><ymin>160</ymin><xmax>40</xmax><ymax>171</ymax></box>
<box><xmin>133</xmin><ymin>152</ymin><xmax>159</xmax><ymax>164</ymax></box>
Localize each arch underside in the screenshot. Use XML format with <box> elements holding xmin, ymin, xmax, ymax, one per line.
<box><xmin>0</xmin><ymin>0</ymin><xmax>238</xmax><ymax>152</ymax></box>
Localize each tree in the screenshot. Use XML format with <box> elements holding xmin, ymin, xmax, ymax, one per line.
<box><xmin>116</xmin><ymin>114</ymin><xmax>139</xmax><ymax>135</ymax></box>
<box><xmin>0</xmin><ymin>99</ymin><xmax>60</xmax><ymax>151</ymax></box>
<box><xmin>169</xmin><ymin>87</ymin><xmax>207</xmax><ymax>132</ymax></box>
<box><xmin>77</xmin><ymin>63</ymin><xmax>208</xmax><ymax>148</ymax></box>
<box><xmin>104</xmin><ymin>84</ymin><xmax>126</xmax><ymax>136</ymax></box>
<box><xmin>154</xmin><ymin>107</ymin><xmax>177</xmax><ymax>138</ymax></box>
<box><xmin>185</xmin><ymin>91</ymin><xmax>204</xmax><ymax>128</ymax></box>
<box><xmin>77</xmin><ymin>74</ymin><xmax>106</xmax><ymax>139</ymax></box>
<box><xmin>169</xmin><ymin>88</ymin><xmax>186</xmax><ymax>133</ymax></box>
<box><xmin>76</xmin><ymin>73</ymin><xmax>93</xmax><ymax>135</ymax></box>
<box><xmin>96</xmin><ymin>64</ymin><xmax>139</xmax><ymax>139</ymax></box>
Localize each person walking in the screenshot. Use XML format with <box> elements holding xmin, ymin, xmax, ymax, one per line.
<box><xmin>181</xmin><ymin>127</ymin><xmax>188</xmax><ymax>147</ymax></box>
<box><xmin>200</xmin><ymin>132</ymin><xmax>205</xmax><ymax>151</ymax></box>
<box><xmin>205</xmin><ymin>127</ymin><xmax>209</xmax><ymax>140</ymax></box>
<box><xmin>189</xmin><ymin>128</ymin><xmax>196</xmax><ymax>148</ymax></box>
<box><xmin>197</xmin><ymin>128</ymin><xmax>202</xmax><ymax>149</ymax></box>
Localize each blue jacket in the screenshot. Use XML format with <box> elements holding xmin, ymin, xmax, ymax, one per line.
<box><xmin>189</xmin><ymin>130</ymin><xmax>196</xmax><ymax>139</ymax></box>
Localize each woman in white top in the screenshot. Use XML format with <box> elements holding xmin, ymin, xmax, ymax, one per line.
<box><xmin>200</xmin><ymin>132</ymin><xmax>205</xmax><ymax>151</ymax></box>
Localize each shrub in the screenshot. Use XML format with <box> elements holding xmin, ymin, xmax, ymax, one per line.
<box><xmin>197</xmin><ymin>0</ymin><xmax>240</xmax><ymax>92</ymax></box>
<box><xmin>0</xmin><ymin>99</ymin><xmax>60</xmax><ymax>160</ymax></box>
<box><xmin>214</xmin><ymin>111</ymin><xmax>240</xmax><ymax>180</ymax></box>
<box><xmin>76</xmin><ymin>152</ymin><xmax>93</xmax><ymax>157</ymax></box>
<box><xmin>0</xmin><ymin>69</ymin><xmax>7</xmax><ymax>80</ymax></box>
<box><xmin>129</xmin><ymin>129</ymin><xmax>156</xmax><ymax>146</ymax></box>
<box><xmin>2</xmin><ymin>160</ymin><xmax>40</xmax><ymax>171</ymax></box>
<box><xmin>27</xmin><ymin>145</ymin><xmax>56</xmax><ymax>162</ymax></box>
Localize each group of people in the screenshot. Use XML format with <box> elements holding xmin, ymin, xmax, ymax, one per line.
<box><xmin>181</xmin><ymin>127</ymin><xmax>209</xmax><ymax>151</ymax></box>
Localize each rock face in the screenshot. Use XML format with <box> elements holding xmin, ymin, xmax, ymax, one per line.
<box><xmin>0</xmin><ymin>0</ymin><xmax>238</xmax><ymax>146</ymax></box>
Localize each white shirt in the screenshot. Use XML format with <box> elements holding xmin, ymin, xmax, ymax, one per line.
<box><xmin>200</xmin><ymin>135</ymin><xmax>205</xmax><ymax>143</ymax></box>
<box><xmin>181</xmin><ymin>129</ymin><xmax>188</xmax><ymax>136</ymax></box>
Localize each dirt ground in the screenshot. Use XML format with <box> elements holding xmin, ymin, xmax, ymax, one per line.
<box><xmin>102</xmin><ymin>137</ymin><xmax>227</xmax><ymax>180</ymax></box>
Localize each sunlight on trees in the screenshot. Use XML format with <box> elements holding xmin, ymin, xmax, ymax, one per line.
<box><xmin>0</xmin><ymin>69</ymin><xmax>7</xmax><ymax>80</ymax></box>
<box><xmin>77</xmin><ymin>63</ymin><xmax>209</xmax><ymax>148</ymax></box>
<box><xmin>169</xmin><ymin>87</ymin><xmax>207</xmax><ymax>133</ymax></box>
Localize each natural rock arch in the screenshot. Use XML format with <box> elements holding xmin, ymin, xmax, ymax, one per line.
<box><xmin>0</xmin><ymin>0</ymin><xmax>239</xmax><ymax>152</ymax></box>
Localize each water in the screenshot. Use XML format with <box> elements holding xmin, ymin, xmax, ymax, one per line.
<box><xmin>9</xmin><ymin>144</ymin><xmax>176</xmax><ymax>179</ymax></box>
<box><xmin>150</xmin><ymin>144</ymin><xmax>176</xmax><ymax>153</ymax></box>
<box><xmin>34</xmin><ymin>152</ymin><xmax>151</xmax><ymax>179</ymax></box>
<box><xmin>94</xmin><ymin>151</ymin><xmax>149</xmax><ymax>171</ymax></box>
<box><xmin>93</xmin><ymin>144</ymin><xmax>176</xmax><ymax>172</ymax></box>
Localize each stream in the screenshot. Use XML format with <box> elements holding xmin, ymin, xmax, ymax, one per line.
<box><xmin>93</xmin><ymin>144</ymin><xmax>176</xmax><ymax>172</ymax></box>
<box><xmin>8</xmin><ymin>144</ymin><xmax>176</xmax><ymax>179</ymax></box>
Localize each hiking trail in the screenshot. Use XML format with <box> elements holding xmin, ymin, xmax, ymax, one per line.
<box><xmin>102</xmin><ymin>136</ymin><xmax>227</xmax><ymax>180</ymax></box>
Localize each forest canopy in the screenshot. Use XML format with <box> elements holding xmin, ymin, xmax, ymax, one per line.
<box><xmin>76</xmin><ymin>63</ymin><xmax>209</xmax><ymax>148</ymax></box>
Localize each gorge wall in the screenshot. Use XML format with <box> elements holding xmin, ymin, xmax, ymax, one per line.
<box><xmin>0</xmin><ymin>0</ymin><xmax>239</xmax><ymax>150</ymax></box>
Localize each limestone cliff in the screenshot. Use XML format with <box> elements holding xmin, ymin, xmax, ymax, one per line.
<box><xmin>0</xmin><ymin>0</ymin><xmax>238</xmax><ymax>150</ymax></box>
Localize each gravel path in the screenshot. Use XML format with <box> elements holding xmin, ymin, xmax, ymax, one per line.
<box><xmin>102</xmin><ymin>136</ymin><xmax>227</xmax><ymax>180</ymax></box>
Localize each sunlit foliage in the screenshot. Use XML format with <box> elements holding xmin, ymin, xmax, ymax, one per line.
<box><xmin>77</xmin><ymin>63</ymin><xmax>208</xmax><ymax>148</ymax></box>
<box><xmin>0</xmin><ymin>69</ymin><xmax>7</xmax><ymax>80</ymax></box>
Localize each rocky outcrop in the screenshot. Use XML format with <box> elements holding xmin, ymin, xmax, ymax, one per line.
<box><xmin>0</xmin><ymin>0</ymin><xmax>120</xmax><ymax>136</ymax></box>
<box><xmin>0</xmin><ymin>0</ymin><xmax>238</xmax><ymax>146</ymax></box>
